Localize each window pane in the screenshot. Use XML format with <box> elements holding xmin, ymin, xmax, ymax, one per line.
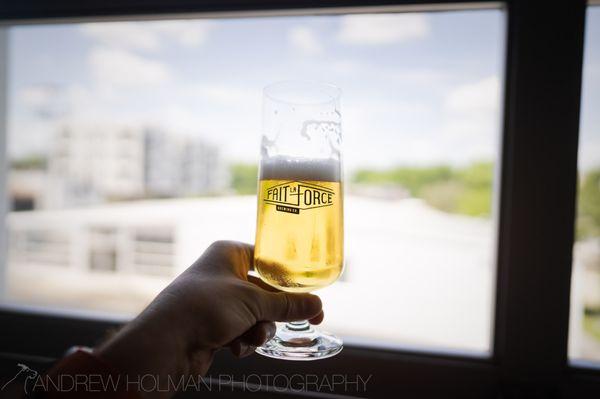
<box><xmin>570</xmin><ymin>5</ymin><xmax>600</xmax><ymax>364</ymax></box>
<box><xmin>3</xmin><ymin>9</ymin><xmax>504</xmax><ymax>353</ymax></box>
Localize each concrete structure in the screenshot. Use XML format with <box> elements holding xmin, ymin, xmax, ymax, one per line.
<box><xmin>7</xmin><ymin>169</ymin><xmax>47</xmax><ymax>210</ymax></box>
<box><xmin>6</xmin><ymin>195</ymin><xmax>496</xmax><ymax>352</ymax></box>
<box><xmin>41</xmin><ymin>125</ymin><xmax>226</xmax><ymax>208</ymax></box>
<box><xmin>6</xmin><ymin>195</ymin><xmax>599</xmax><ymax>359</ymax></box>
<box><xmin>46</xmin><ymin>125</ymin><xmax>145</xmax><ymax>207</ymax></box>
<box><xmin>144</xmin><ymin>128</ymin><xmax>227</xmax><ymax>197</ymax></box>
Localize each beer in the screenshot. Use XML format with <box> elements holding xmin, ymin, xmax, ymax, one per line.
<box><xmin>254</xmin><ymin>157</ymin><xmax>343</xmax><ymax>293</ymax></box>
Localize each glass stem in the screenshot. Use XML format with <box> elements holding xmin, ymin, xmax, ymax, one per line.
<box><xmin>285</xmin><ymin>320</ymin><xmax>311</xmax><ymax>332</ymax></box>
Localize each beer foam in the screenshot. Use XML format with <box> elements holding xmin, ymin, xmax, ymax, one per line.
<box><xmin>260</xmin><ymin>156</ymin><xmax>341</xmax><ymax>182</ymax></box>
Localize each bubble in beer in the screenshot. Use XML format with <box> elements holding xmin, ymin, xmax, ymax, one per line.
<box><xmin>259</xmin><ymin>156</ymin><xmax>341</xmax><ymax>182</ymax></box>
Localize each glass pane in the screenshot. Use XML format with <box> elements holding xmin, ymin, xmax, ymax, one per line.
<box><xmin>3</xmin><ymin>9</ymin><xmax>504</xmax><ymax>354</ymax></box>
<box><xmin>569</xmin><ymin>5</ymin><xmax>600</xmax><ymax>364</ymax></box>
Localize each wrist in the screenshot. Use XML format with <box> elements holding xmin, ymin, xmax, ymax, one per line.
<box><xmin>96</xmin><ymin>315</ymin><xmax>188</xmax><ymax>381</ymax></box>
<box><xmin>96</xmin><ymin>302</ymin><xmax>216</xmax><ymax>379</ymax></box>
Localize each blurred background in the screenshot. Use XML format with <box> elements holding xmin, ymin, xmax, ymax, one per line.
<box><xmin>2</xmin><ymin>7</ymin><xmax>598</xmax><ymax>362</ymax></box>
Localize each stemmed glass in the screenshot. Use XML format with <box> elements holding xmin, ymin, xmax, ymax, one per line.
<box><xmin>254</xmin><ymin>81</ymin><xmax>344</xmax><ymax>360</ymax></box>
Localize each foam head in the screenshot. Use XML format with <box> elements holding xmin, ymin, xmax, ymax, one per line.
<box><xmin>260</xmin><ymin>156</ymin><xmax>341</xmax><ymax>182</ymax></box>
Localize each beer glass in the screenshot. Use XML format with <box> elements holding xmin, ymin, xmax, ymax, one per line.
<box><xmin>254</xmin><ymin>81</ymin><xmax>343</xmax><ymax>360</ymax></box>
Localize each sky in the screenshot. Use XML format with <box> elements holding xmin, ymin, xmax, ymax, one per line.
<box><xmin>5</xmin><ymin>7</ymin><xmax>599</xmax><ymax>172</ymax></box>
<box><xmin>580</xmin><ymin>6</ymin><xmax>600</xmax><ymax>172</ymax></box>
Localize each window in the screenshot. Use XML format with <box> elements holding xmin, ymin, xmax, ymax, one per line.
<box><xmin>1</xmin><ymin>1</ymin><xmax>599</xmax><ymax>397</ymax></box>
<box><xmin>89</xmin><ymin>227</ymin><xmax>118</xmax><ymax>272</ymax></box>
<box><xmin>570</xmin><ymin>4</ymin><xmax>600</xmax><ymax>365</ymax></box>
<box><xmin>3</xmin><ymin>9</ymin><xmax>504</xmax><ymax>354</ymax></box>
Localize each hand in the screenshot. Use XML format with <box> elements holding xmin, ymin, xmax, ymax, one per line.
<box><xmin>96</xmin><ymin>241</ymin><xmax>323</xmax><ymax>398</ymax></box>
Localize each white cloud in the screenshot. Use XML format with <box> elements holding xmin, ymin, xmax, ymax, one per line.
<box><xmin>81</xmin><ymin>23</ymin><xmax>161</xmax><ymax>51</ymax></box>
<box><xmin>342</xmin><ymin>76</ymin><xmax>503</xmax><ymax>168</ymax></box>
<box><xmin>20</xmin><ymin>84</ymin><xmax>59</xmax><ymax>107</ymax></box>
<box><xmin>445</xmin><ymin>76</ymin><xmax>500</xmax><ymax>114</ymax></box>
<box><xmin>151</xmin><ymin>21</ymin><xmax>214</xmax><ymax>47</ymax></box>
<box><xmin>88</xmin><ymin>47</ymin><xmax>171</xmax><ymax>88</ymax></box>
<box><xmin>327</xmin><ymin>59</ymin><xmax>361</xmax><ymax>74</ymax></box>
<box><xmin>288</xmin><ymin>26</ymin><xmax>323</xmax><ymax>56</ymax></box>
<box><xmin>343</xmin><ymin>99</ymin><xmax>436</xmax><ymax>168</ymax></box>
<box><xmin>80</xmin><ymin>20</ymin><xmax>214</xmax><ymax>51</ymax></box>
<box><xmin>579</xmin><ymin>137</ymin><xmax>600</xmax><ymax>171</ymax></box>
<box><xmin>197</xmin><ymin>85</ymin><xmax>254</xmax><ymax>104</ymax></box>
<box><xmin>150</xmin><ymin>102</ymin><xmax>261</xmax><ymax>162</ymax></box>
<box><xmin>388</xmin><ymin>69</ymin><xmax>447</xmax><ymax>87</ymax></box>
<box><xmin>337</xmin><ymin>13</ymin><xmax>429</xmax><ymax>45</ymax></box>
<box><xmin>438</xmin><ymin>76</ymin><xmax>503</xmax><ymax>162</ymax></box>
<box><xmin>8</xmin><ymin>116</ymin><xmax>56</xmax><ymax>158</ymax></box>
<box><xmin>19</xmin><ymin>84</ymin><xmax>68</xmax><ymax>119</ymax></box>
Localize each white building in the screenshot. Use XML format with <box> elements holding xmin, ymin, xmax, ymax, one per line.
<box><xmin>8</xmin><ymin>169</ymin><xmax>48</xmax><ymax>210</ymax></box>
<box><xmin>5</xmin><ymin>196</ymin><xmax>496</xmax><ymax>352</ymax></box>
<box><xmin>7</xmin><ymin>194</ymin><xmax>599</xmax><ymax>358</ymax></box>
<box><xmin>46</xmin><ymin>125</ymin><xmax>145</xmax><ymax>207</ymax></box>
<box><xmin>44</xmin><ymin>125</ymin><xmax>226</xmax><ymax>208</ymax></box>
<box><xmin>144</xmin><ymin>128</ymin><xmax>227</xmax><ymax>197</ymax></box>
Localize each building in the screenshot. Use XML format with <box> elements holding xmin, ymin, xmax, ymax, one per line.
<box><xmin>144</xmin><ymin>128</ymin><xmax>227</xmax><ymax>197</ymax></box>
<box><xmin>7</xmin><ymin>169</ymin><xmax>47</xmax><ymax>211</ymax></box>
<box><xmin>46</xmin><ymin>125</ymin><xmax>145</xmax><ymax>207</ymax></box>
<box><xmin>41</xmin><ymin>124</ymin><xmax>226</xmax><ymax>208</ymax></box>
<box><xmin>6</xmin><ymin>195</ymin><xmax>493</xmax><ymax>350</ymax></box>
<box><xmin>6</xmin><ymin>194</ymin><xmax>600</xmax><ymax>359</ymax></box>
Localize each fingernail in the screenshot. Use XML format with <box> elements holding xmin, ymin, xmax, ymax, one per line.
<box><xmin>238</xmin><ymin>343</ymin><xmax>249</xmax><ymax>357</ymax></box>
<box><xmin>305</xmin><ymin>294</ymin><xmax>322</xmax><ymax>315</ymax></box>
<box><xmin>266</xmin><ymin>325</ymin><xmax>276</xmax><ymax>341</ymax></box>
<box><xmin>241</xmin><ymin>346</ymin><xmax>256</xmax><ymax>358</ymax></box>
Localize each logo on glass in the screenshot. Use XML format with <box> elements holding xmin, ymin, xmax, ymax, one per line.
<box><xmin>264</xmin><ymin>181</ymin><xmax>335</xmax><ymax>214</ymax></box>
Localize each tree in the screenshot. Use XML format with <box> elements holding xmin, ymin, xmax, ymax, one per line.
<box><xmin>577</xmin><ymin>168</ymin><xmax>600</xmax><ymax>240</ymax></box>
<box><xmin>10</xmin><ymin>155</ymin><xmax>46</xmax><ymax>170</ymax></box>
<box><xmin>352</xmin><ymin>161</ymin><xmax>494</xmax><ymax>217</ymax></box>
<box><xmin>230</xmin><ymin>163</ymin><xmax>258</xmax><ymax>195</ymax></box>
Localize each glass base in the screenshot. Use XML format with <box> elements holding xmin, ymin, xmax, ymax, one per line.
<box><xmin>255</xmin><ymin>321</ymin><xmax>343</xmax><ymax>361</ymax></box>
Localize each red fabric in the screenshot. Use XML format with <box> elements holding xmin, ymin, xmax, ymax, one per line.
<box><xmin>38</xmin><ymin>350</ymin><xmax>141</xmax><ymax>399</ymax></box>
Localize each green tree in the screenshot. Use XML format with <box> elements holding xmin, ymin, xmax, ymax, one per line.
<box><xmin>455</xmin><ymin>162</ymin><xmax>494</xmax><ymax>217</ymax></box>
<box><xmin>352</xmin><ymin>161</ymin><xmax>494</xmax><ymax>217</ymax></box>
<box><xmin>456</xmin><ymin>161</ymin><xmax>493</xmax><ymax>189</ymax></box>
<box><xmin>230</xmin><ymin>163</ymin><xmax>258</xmax><ymax>195</ymax></box>
<box><xmin>420</xmin><ymin>180</ymin><xmax>463</xmax><ymax>213</ymax></box>
<box><xmin>354</xmin><ymin>165</ymin><xmax>453</xmax><ymax>196</ymax></box>
<box><xmin>456</xmin><ymin>187</ymin><xmax>492</xmax><ymax>217</ymax></box>
<box><xmin>577</xmin><ymin>168</ymin><xmax>600</xmax><ymax>240</ymax></box>
<box><xmin>388</xmin><ymin>166</ymin><xmax>454</xmax><ymax>196</ymax></box>
<box><xmin>11</xmin><ymin>155</ymin><xmax>46</xmax><ymax>170</ymax></box>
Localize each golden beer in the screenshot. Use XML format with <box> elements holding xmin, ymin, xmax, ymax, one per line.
<box><xmin>254</xmin><ymin>175</ymin><xmax>343</xmax><ymax>293</ymax></box>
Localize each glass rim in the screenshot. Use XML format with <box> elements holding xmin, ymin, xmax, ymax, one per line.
<box><xmin>263</xmin><ymin>80</ymin><xmax>341</xmax><ymax>106</ymax></box>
